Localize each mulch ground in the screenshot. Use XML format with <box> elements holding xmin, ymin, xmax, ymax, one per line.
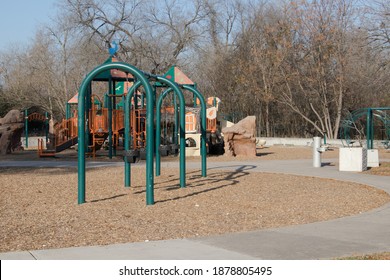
<box><xmin>1</xmin><ymin>147</ymin><xmax>389</xmax><ymax>252</ymax></box>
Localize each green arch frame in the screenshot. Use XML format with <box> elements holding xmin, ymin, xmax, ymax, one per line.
<box><xmin>78</xmin><ymin>62</ymin><xmax>155</xmax><ymax>205</ymax></box>
<box><xmin>340</xmin><ymin>107</ymin><xmax>390</xmax><ymax>149</ymax></box>
<box><xmin>124</xmin><ymin>81</ymin><xmax>142</xmax><ymax>188</ymax></box>
<box><xmin>182</xmin><ymin>85</ymin><xmax>207</xmax><ymax>177</ymax></box>
<box><xmin>155</xmin><ymin>76</ymin><xmax>186</xmax><ymax>187</ymax></box>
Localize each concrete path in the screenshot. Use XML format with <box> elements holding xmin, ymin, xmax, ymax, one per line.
<box><xmin>1</xmin><ymin>157</ymin><xmax>389</xmax><ymax>260</ymax></box>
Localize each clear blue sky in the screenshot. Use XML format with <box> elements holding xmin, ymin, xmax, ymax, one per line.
<box><xmin>0</xmin><ymin>0</ymin><xmax>58</xmax><ymax>51</ymax></box>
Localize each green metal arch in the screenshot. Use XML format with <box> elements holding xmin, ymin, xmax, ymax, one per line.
<box><xmin>182</xmin><ymin>85</ymin><xmax>207</xmax><ymax>177</ymax></box>
<box><xmin>155</xmin><ymin>76</ymin><xmax>186</xmax><ymax>188</ymax></box>
<box><xmin>341</xmin><ymin>107</ymin><xmax>390</xmax><ymax>148</ymax></box>
<box><xmin>77</xmin><ymin>61</ymin><xmax>155</xmax><ymax>205</ymax></box>
<box><xmin>124</xmin><ymin>80</ymin><xmax>142</xmax><ymax>187</ymax></box>
<box><xmin>155</xmin><ymin>88</ymin><xmax>173</xmax><ymax>177</ymax></box>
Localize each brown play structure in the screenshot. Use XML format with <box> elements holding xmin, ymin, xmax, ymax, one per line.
<box><xmin>37</xmin><ymin>65</ymin><xmax>220</xmax><ymax>158</ymax></box>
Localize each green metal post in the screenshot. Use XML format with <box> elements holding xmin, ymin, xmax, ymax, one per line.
<box><xmin>367</xmin><ymin>108</ymin><xmax>373</xmax><ymax>149</ymax></box>
<box><xmin>133</xmin><ymin>90</ymin><xmax>138</xmax><ymax>110</ymax></box>
<box><xmin>183</xmin><ymin>85</ymin><xmax>207</xmax><ymax>177</ymax></box>
<box><xmin>104</xmin><ymin>93</ymin><xmax>109</xmax><ymax>108</ymax></box>
<box><xmin>156</xmin><ymin>88</ymin><xmax>173</xmax><ymax>176</ymax></box>
<box><xmin>193</xmin><ymin>93</ymin><xmax>197</xmax><ymax>107</ymax></box>
<box><xmin>78</xmin><ymin>62</ymin><xmax>155</xmax><ymax>205</ymax></box>
<box><xmin>173</xmin><ymin>94</ymin><xmax>178</xmax><ymax>145</ymax></box>
<box><xmin>156</xmin><ymin>77</ymin><xmax>186</xmax><ymax>188</ymax></box>
<box><xmin>86</xmin><ymin>83</ymin><xmax>92</xmax><ymax>148</ymax></box>
<box><xmin>112</xmin><ymin>81</ymin><xmax>117</xmax><ymax>157</ymax></box>
<box><xmin>141</xmin><ymin>92</ymin><xmax>145</xmax><ymax>108</ymax></box>
<box><xmin>108</xmin><ymin>78</ymin><xmax>113</xmax><ymax>159</ymax></box>
<box><xmin>370</xmin><ymin>109</ymin><xmax>374</xmax><ymax>149</ymax></box>
<box><xmin>124</xmin><ymin>81</ymin><xmax>141</xmax><ymax>187</ymax></box>
<box><xmin>24</xmin><ymin>109</ymin><xmax>28</xmax><ymax>148</ymax></box>
<box><xmin>66</xmin><ymin>103</ymin><xmax>70</xmax><ymax>120</ymax></box>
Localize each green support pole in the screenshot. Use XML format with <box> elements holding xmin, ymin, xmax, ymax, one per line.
<box><xmin>141</xmin><ymin>92</ymin><xmax>145</xmax><ymax>108</ymax></box>
<box><xmin>108</xmin><ymin>78</ymin><xmax>113</xmax><ymax>159</ymax></box>
<box><xmin>124</xmin><ymin>81</ymin><xmax>141</xmax><ymax>187</ymax></box>
<box><xmin>183</xmin><ymin>85</ymin><xmax>207</xmax><ymax>177</ymax></box>
<box><xmin>134</xmin><ymin>90</ymin><xmax>138</xmax><ymax>110</ymax></box>
<box><xmin>367</xmin><ymin>108</ymin><xmax>373</xmax><ymax>149</ymax></box>
<box><xmin>155</xmin><ymin>77</ymin><xmax>186</xmax><ymax>188</ymax></box>
<box><xmin>86</xmin><ymin>83</ymin><xmax>92</xmax><ymax>148</ymax></box>
<box><xmin>104</xmin><ymin>93</ymin><xmax>109</xmax><ymax>108</ymax></box>
<box><xmin>24</xmin><ymin>109</ymin><xmax>28</xmax><ymax>148</ymax></box>
<box><xmin>78</xmin><ymin>61</ymin><xmax>155</xmax><ymax>205</ymax></box>
<box><xmin>173</xmin><ymin>94</ymin><xmax>178</xmax><ymax>145</ymax></box>
<box><xmin>370</xmin><ymin>109</ymin><xmax>374</xmax><ymax>149</ymax></box>
<box><xmin>112</xmin><ymin>81</ymin><xmax>117</xmax><ymax>157</ymax></box>
<box><xmin>66</xmin><ymin>103</ymin><xmax>70</xmax><ymax>120</ymax></box>
<box><xmin>45</xmin><ymin>112</ymin><xmax>49</xmax><ymax>143</ymax></box>
<box><xmin>156</xmin><ymin>88</ymin><xmax>173</xmax><ymax>176</ymax></box>
<box><xmin>193</xmin><ymin>93</ymin><xmax>197</xmax><ymax>107</ymax></box>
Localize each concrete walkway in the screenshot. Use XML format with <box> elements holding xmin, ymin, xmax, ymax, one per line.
<box><xmin>1</xmin><ymin>158</ymin><xmax>389</xmax><ymax>260</ymax></box>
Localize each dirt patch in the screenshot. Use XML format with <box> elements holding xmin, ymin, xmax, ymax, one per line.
<box><xmin>1</xmin><ymin>166</ymin><xmax>389</xmax><ymax>252</ymax></box>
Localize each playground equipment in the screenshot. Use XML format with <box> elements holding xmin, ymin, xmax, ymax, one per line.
<box><xmin>38</xmin><ymin>113</ymin><xmax>78</xmax><ymax>157</ymax></box>
<box><xmin>37</xmin><ymin>64</ymin><xmax>222</xmax><ymax>159</ymax></box>
<box><xmin>340</xmin><ymin>107</ymin><xmax>390</xmax><ymax>149</ymax></box>
<box><xmin>77</xmin><ymin>59</ymin><xmax>156</xmax><ymax>205</ymax></box>
<box><xmin>75</xmin><ymin>50</ymin><xmax>219</xmax><ymax>205</ymax></box>
<box><xmin>338</xmin><ymin>107</ymin><xmax>389</xmax><ymax>172</ymax></box>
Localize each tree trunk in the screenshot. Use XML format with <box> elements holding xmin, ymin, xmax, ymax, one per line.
<box><xmin>265</xmin><ymin>101</ymin><xmax>270</xmax><ymax>137</ymax></box>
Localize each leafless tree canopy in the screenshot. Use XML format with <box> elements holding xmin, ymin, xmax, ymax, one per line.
<box><xmin>0</xmin><ymin>0</ymin><xmax>389</xmax><ymax>138</ymax></box>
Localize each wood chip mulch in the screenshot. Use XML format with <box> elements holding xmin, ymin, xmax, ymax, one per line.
<box><xmin>1</xmin><ymin>162</ymin><xmax>389</xmax><ymax>252</ymax></box>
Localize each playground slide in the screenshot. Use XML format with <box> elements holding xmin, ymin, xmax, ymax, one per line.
<box><xmin>55</xmin><ymin>136</ymin><xmax>78</xmax><ymax>153</ymax></box>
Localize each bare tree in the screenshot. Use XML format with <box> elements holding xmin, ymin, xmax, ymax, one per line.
<box><xmin>276</xmin><ymin>0</ymin><xmax>356</xmax><ymax>139</ymax></box>
<box><xmin>60</xmin><ymin>0</ymin><xmax>209</xmax><ymax>73</ymax></box>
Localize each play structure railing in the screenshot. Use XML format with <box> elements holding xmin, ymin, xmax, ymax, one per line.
<box><xmin>37</xmin><ymin>116</ymin><xmax>78</xmax><ymax>156</ymax></box>
<box><xmin>132</xmin><ymin>108</ymin><xmax>146</xmax><ymax>148</ymax></box>
<box><xmin>37</xmin><ymin>138</ymin><xmax>52</xmax><ymax>156</ymax></box>
<box><xmin>88</xmin><ymin>108</ymin><xmax>124</xmax><ymax>134</ymax></box>
<box><xmin>55</xmin><ymin>117</ymin><xmax>78</xmax><ymax>146</ymax></box>
<box><xmin>38</xmin><ymin>105</ymin><xmax>216</xmax><ymax>156</ymax></box>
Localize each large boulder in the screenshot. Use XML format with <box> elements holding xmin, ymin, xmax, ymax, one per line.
<box><xmin>0</xmin><ymin>110</ymin><xmax>24</xmax><ymax>155</ymax></box>
<box><xmin>222</xmin><ymin>116</ymin><xmax>257</xmax><ymax>156</ymax></box>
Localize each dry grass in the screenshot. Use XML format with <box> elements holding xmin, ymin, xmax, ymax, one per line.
<box><xmin>1</xmin><ymin>164</ymin><xmax>389</xmax><ymax>253</ymax></box>
<box><xmin>339</xmin><ymin>252</ymin><xmax>390</xmax><ymax>260</ymax></box>
<box><xmin>365</xmin><ymin>162</ymin><xmax>390</xmax><ymax>176</ymax></box>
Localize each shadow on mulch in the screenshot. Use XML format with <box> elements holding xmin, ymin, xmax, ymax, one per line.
<box><xmin>131</xmin><ymin>165</ymin><xmax>257</xmax><ymax>204</ymax></box>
